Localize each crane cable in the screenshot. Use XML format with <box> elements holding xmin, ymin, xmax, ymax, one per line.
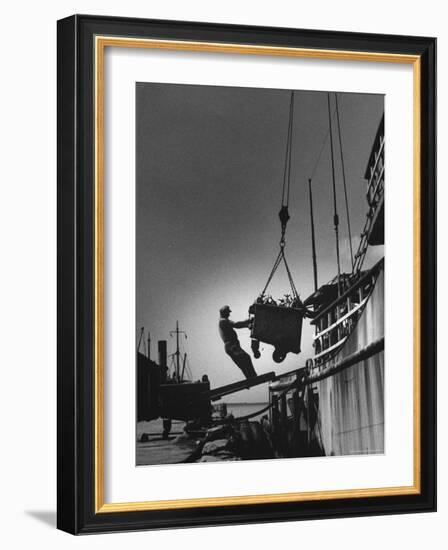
<box><xmin>309</xmin><ymin>93</ymin><xmax>354</xmax><ymax>280</ymax></box>
<box><xmin>309</xmin><ymin>104</ymin><xmax>338</xmax><ymax>181</ymax></box>
<box><xmin>260</xmin><ymin>91</ymin><xmax>299</xmax><ymax>301</ymax></box>
<box><xmin>281</xmin><ymin>91</ymin><xmax>295</xmax><ymax>211</ymax></box>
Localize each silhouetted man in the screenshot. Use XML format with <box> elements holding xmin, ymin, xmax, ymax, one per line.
<box><xmin>218</xmin><ymin>305</ymin><xmax>257</xmax><ymax>379</ymax></box>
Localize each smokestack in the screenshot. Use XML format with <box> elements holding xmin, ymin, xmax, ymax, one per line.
<box><xmin>158</xmin><ymin>340</ymin><xmax>167</xmax><ymax>369</ymax></box>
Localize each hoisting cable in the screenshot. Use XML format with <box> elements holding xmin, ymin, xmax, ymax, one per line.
<box><xmin>309</xmin><ymin>104</ymin><xmax>339</xmax><ymax>182</ymax></box>
<box><xmin>307</xmin><ymin>100</ymin><xmax>344</xmax><ymax>295</ymax></box>
<box><xmin>308</xmin><ymin>178</ymin><xmax>319</xmax><ymax>293</ymax></box>
<box><xmin>335</xmin><ymin>93</ymin><xmax>355</xmax><ymax>273</ymax></box>
<box><xmin>307</xmin><ymin>100</ymin><xmax>343</xmax><ymax>294</ymax></box>
<box><xmin>260</xmin><ymin>91</ymin><xmax>300</xmax><ymax>302</ymax></box>
<box><xmin>327</xmin><ymin>92</ymin><xmax>342</xmax><ymax>297</ymax></box>
<box><xmin>281</xmin><ymin>91</ymin><xmax>295</xmax><ymax>210</ymax></box>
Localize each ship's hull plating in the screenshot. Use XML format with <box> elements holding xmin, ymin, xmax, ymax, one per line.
<box><xmin>315</xmin><ymin>267</ymin><xmax>384</xmax><ymax>456</ymax></box>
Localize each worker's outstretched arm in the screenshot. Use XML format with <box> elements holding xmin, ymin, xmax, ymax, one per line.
<box><xmin>232</xmin><ymin>319</ymin><xmax>251</xmax><ymax>329</ymax></box>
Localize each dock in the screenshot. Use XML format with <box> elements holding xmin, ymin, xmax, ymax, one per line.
<box><xmin>136</xmin><ymin>373</ymin><xmax>278</xmax><ymax>465</ymax></box>
<box><xmin>136</xmin><ymin>419</ymin><xmax>197</xmax><ymax>465</ymax></box>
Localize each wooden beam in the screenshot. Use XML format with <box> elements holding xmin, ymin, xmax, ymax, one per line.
<box><xmin>207</xmin><ymin>372</ymin><xmax>276</xmax><ymax>402</ymax></box>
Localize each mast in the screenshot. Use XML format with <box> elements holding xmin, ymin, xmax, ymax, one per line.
<box><xmin>175</xmin><ymin>321</ymin><xmax>180</xmax><ymax>380</ymax></box>
<box><xmin>335</xmin><ymin>94</ymin><xmax>355</xmax><ymax>273</ymax></box>
<box><xmin>170</xmin><ymin>321</ymin><xmax>186</xmax><ymax>381</ymax></box>
<box><xmin>327</xmin><ymin>93</ymin><xmax>342</xmax><ymax>297</ymax></box>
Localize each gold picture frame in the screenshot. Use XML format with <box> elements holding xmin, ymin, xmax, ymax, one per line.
<box><xmin>58</xmin><ymin>15</ymin><xmax>436</xmax><ymax>534</ymax></box>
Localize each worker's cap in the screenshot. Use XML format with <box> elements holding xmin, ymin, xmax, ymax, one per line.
<box><xmin>219</xmin><ymin>305</ymin><xmax>231</xmax><ymax>315</ymax></box>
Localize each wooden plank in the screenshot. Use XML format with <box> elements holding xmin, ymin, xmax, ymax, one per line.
<box><xmin>207</xmin><ymin>372</ymin><xmax>276</xmax><ymax>402</ymax></box>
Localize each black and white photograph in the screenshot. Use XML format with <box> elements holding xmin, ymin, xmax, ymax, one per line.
<box><xmin>0</xmin><ymin>0</ymin><xmax>441</xmax><ymax>541</ymax></box>
<box><xmin>136</xmin><ymin>83</ymin><xmax>385</xmax><ymax>466</ymax></box>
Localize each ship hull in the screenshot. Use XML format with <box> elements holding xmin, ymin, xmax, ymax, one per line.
<box><xmin>315</xmin><ymin>267</ymin><xmax>384</xmax><ymax>456</ymax></box>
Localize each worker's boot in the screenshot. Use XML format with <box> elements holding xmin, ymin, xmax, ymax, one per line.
<box><xmin>251</xmin><ymin>338</ymin><xmax>261</xmax><ymax>359</ymax></box>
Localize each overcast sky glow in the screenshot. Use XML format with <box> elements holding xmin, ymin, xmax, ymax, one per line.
<box><xmin>136</xmin><ymin>83</ymin><xmax>384</xmax><ymax>402</ymax></box>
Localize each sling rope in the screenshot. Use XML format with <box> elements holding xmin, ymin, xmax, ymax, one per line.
<box><xmin>260</xmin><ymin>91</ymin><xmax>300</xmax><ymax>301</ymax></box>
<box><xmin>261</xmin><ymin>245</ymin><xmax>299</xmax><ymax>300</ymax></box>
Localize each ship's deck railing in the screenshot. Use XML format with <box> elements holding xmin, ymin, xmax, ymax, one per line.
<box><xmin>311</xmin><ymin>262</ymin><xmax>382</xmax><ymax>366</ymax></box>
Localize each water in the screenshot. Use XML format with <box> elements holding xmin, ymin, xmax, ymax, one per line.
<box><xmin>224</xmin><ymin>402</ymin><xmax>269</xmax><ymax>421</ymax></box>
<box><xmin>136</xmin><ymin>403</ymin><xmax>270</xmax><ymax>442</ymax></box>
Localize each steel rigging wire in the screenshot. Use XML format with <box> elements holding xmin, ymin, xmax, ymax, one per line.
<box><xmin>335</xmin><ymin>94</ymin><xmax>355</xmax><ymax>273</ymax></box>
<box><xmin>260</xmin><ymin>91</ymin><xmax>300</xmax><ymax>301</ymax></box>
<box><xmin>307</xmin><ymin>93</ymin><xmax>355</xmax><ymax>295</ymax></box>
<box><xmin>327</xmin><ymin>92</ymin><xmax>342</xmax><ymax>297</ymax></box>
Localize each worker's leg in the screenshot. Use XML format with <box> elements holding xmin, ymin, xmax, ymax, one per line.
<box><xmin>240</xmin><ymin>351</ymin><xmax>257</xmax><ymax>378</ymax></box>
<box><xmin>232</xmin><ymin>347</ymin><xmax>257</xmax><ymax>379</ymax></box>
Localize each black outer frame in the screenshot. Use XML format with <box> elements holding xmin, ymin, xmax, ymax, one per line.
<box><xmin>57</xmin><ymin>14</ymin><xmax>436</xmax><ymax>535</ymax></box>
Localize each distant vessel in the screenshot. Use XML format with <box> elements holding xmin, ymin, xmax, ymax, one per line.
<box><xmin>137</xmin><ymin>322</ymin><xmax>211</xmax><ymax>438</ymax></box>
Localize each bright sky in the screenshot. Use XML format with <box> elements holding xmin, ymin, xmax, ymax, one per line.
<box><xmin>136</xmin><ymin>83</ymin><xmax>384</xmax><ymax>402</ymax></box>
